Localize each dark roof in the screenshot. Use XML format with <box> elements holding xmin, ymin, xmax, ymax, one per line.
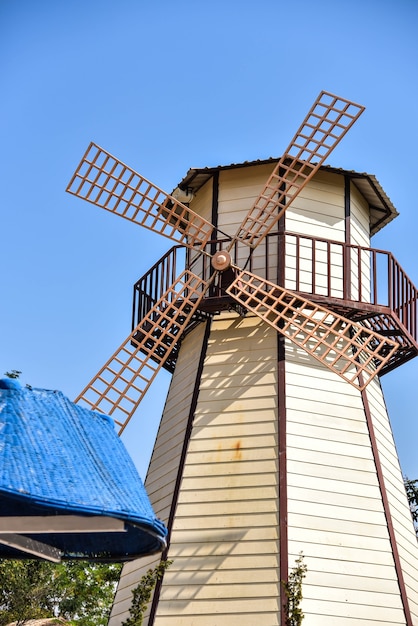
<box><xmin>0</xmin><ymin>379</ymin><xmax>167</xmax><ymax>561</ymax></box>
<box><xmin>176</xmin><ymin>158</ymin><xmax>398</xmax><ymax>236</ymax></box>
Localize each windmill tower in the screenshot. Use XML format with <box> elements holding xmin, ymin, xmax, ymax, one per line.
<box><xmin>67</xmin><ymin>92</ymin><xmax>418</xmax><ymax>625</ymax></box>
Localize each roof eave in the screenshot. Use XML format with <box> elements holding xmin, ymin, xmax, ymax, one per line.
<box><xmin>177</xmin><ymin>158</ymin><xmax>398</xmax><ymax>236</ymax></box>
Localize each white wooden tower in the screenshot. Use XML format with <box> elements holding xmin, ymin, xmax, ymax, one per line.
<box><xmin>67</xmin><ymin>92</ymin><xmax>418</xmax><ymax>625</ymax></box>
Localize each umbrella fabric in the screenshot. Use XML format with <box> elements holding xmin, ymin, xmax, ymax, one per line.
<box><xmin>0</xmin><ymin>379</ymin><xmax>166</xmax><ymax>561</ymax></box>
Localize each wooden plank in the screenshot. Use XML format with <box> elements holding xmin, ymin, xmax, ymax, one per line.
<box><xmin>288</xmin><ymin>498</ymin><xmax>387</xmax><ymax>526</ymax></box>
<box><xmin>287</xmin><ymin>445</ymin><xmax>375</xmax><ymax>473</ymax></box>
<box><xmin>287</xmin><ymin>472</ymin><xmax>381</xmax><ymax>499</ymax></box>
<box><xmin>168</xmin><ymin>539</ymin><xmax>279</xmax><ymax>559</ymax></box>
<box><xmin>177</xmin><ymin>484</ymin><xmax>277</xmax><ymax>503</ymax></box>
<box><xmin>287</xmin><ymin>419</ymin><xmax>372</xmax><ymax>448</ymax></box>
<box><xmin>290</xmin><ymin>553</ymin><xmax>399</xmax><ymax>579</ymax></box>
<box><xmin>156</xmin><ymin>597</ymin><xmax>280</xmax><ymax>616</ymax></box>
<box><xmin>290</xmin><ymin>525</ymin><xmax>392</xmax><ymax>553</ymax></box>
<box><xmin>172</xmin><ymin>511</ymin><xmax>279</xmax><ymax>531</ymax></box>
<box><xmin>183</xmin><ymin>446</ymin><xmax>276</xmax><ymax>464</ymax></box>
<box><xmin>289</xmin><ymin>539</ymin><xmax>396</xmax><ymax>569</ymax></box>
<box><xmin>350</xmin><ymin>182</ymin><xmax>370</xmax><ymax>247</ymax></box>
<box><xmin>182</xmin><ymin>458</ymin><xmax>278</xmax><ymax>477</ymax></box>
<box><xmin>0</xmin><ymin>534</ymin><xmax>61</xmax><ymax>562</ymax></box>
<box><xmin>287</xmin><ymin>432</ymin><xmax>377</xmax><ymax>461</ymax></box>
<box><xmin>170</xmin><ymin>526</ymin><xmax>279</xmax><ymax>544</ymax></box>
<box><xmin>163</xmin><ymin>566</ymin><xmax>279</xmax><ymax>585</ymax></box>
<box><xmin>217</xmin><ymin>165</ymin><xmax>275</xmax><ymax>221</ymax></box>
<box><xmin>288</xmin><ymin>511</ymin><xmax>390</xmax><ymax>540</ymax></box>
<box><xmin>301</xmin><ymin>597</ymin><xmax>405</xmax><ymax>623</ymax></box>
<box><xmin>154</xmin><ymin>614</ymin><xmax>279</xmax><ymax>626</ymax></box>
<box><xmin>190</xmin><ymin>420</ymin><xmax>277</xmax><ymax>439</ymax></box>
<box><xmin>160</xmin><ymin>582</ymin><xmax>279</xmax><ymax>601</ymax></box>
<box><xmin>286</xmin><ymin>394</ymin><xmax>365</xmax><ymax>420</ymax></box>
<box><xmin>175</xmin><ymin>497</ymin><xmax>278</xmax><ymax>518</ymax></box>
<box><xmin>295</xmin><ymin>616</ymin><xmax>400</xmax><ymax>626</ymax></box>
<box><xmin>0</xmin><ymin>516</ymin><xmax>125</xmax><ymax>534</ymax></box>
<box><xmin>304</xmin><ymin>583</ymin><xmax>404</xmax><ymax>609</ymax></box>
<box><xmin>180</xmin><ymin>471</ymin><xmax>278</xmax><ymax>490</ymax></box>
<box><xmin>166</xmin><ymin>552</ymin><xmax>279</xmax><ymax>571</ymax></box>
<box><xmin>289</xmin><ymin>485</ymin><xmax>384</xmax><ymax>512</ymax></box>
<box><xmin>307</xmin><ymin>569</ymin><xmax>400</xmax><ymax>594</ymax></box>
<box><xmin>187</xmin><ymin>432</ymin><xmax>277</xmax><ymax>452</ymax></box>
<box><xmin>288</xmin><ymin>456</ymin><xmax>378</xmax><ymax>484</ymax></box>
<box><xmin>117</xmin><ymin>555</ymin><xmax>161</xmax><ymax>587</ymax></box>
<box><xmin>189</xmin><ymin>177</ymin><xmax>213</xmax><ymax>223</ymax></box>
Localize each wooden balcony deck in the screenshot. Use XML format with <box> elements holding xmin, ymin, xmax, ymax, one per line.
<box><xmin>132</xmin><ymin>232</ymin><xmax>418</xmax><ymax>375</ymax></box>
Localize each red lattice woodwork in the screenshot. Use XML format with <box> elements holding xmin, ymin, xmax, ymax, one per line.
<box><xmin>234</xmin><ymin>92</ymin><xmax>365</xmax><ymax>247</ymax></box>
<box><xmin>67</xmin><ymin>143</ymin><xmax>215</xmax><ymax>250</ymax></box>
<box><xmin>226</xmin><ymin>269</ymin><xmax>398</xmax><ymax>390</ymax></box>
<box><xmin>75</xmin><ymin>270</ymin><xmax>206</xmax><ymax>433</ymax></box>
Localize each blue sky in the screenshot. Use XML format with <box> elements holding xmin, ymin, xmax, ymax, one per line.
<box><xmin>1</xmin><ymin>0</ymin><xmax>418</xmax><ymax>479</ymax></box>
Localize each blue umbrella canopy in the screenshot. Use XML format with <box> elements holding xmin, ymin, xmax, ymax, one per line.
<box><xmin>0</xmin><ymin>378</ymin><xmax>166</xmax><ymax>561</ymax></box>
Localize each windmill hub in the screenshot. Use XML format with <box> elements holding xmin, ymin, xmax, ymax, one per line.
<box><xmin>211</xmin><ymin>250</ymin><xmax>232</xmax><ymax>272</ymax></box>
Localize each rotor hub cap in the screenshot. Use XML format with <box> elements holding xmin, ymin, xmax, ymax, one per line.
<box><xmin>211</xmin><ymin>250</ymin><xmax>232</xmax><ymax>272</ymax></box>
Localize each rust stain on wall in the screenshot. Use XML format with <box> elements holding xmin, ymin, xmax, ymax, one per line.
<box><xmin>234</xmin><ymin>440</ymin><xmax>242</xmax><ymax>460</ymax></box>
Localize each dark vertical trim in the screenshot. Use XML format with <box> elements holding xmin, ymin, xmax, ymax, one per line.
<box><xmin>211</xmin><ymin>171</ymin><xmax>219</xmax><ymax>234</ymax></box>
<box><xmin>277</xmin><ymin>169</ymin><xmax>286</xmax><ymax>289</ymax></box>
<box><xmin>344</xmin><ymin>174</ymin><xmax>351</xmax><ymax>242</ymax></box>
<box><xmin>278</xmin><ymin>333</ymin><xmax>288</xmax><ymax>625</ymax></box>
<box><xmin>343</xmin><ymin>175</ymin><xmax>352</xmax><ymax>300</ymax></box>
<box><xmin>277</xmin><ymin>193</ymin><xmax>288</xmax><ymax>624</ymax></box>
<box><xmin>148</xmin><ymin>318</ymin><xmax>212</xmax><ymax>625</ymax></box>
<box><xmin>210</xmin><ymin>172</ymin><xmax>219</xmax><ymax>297</ymax></box>
<box><xmin>360</xmin><ymin>379</ymin><xmax>413</xmax><ymax>626</ymax></box>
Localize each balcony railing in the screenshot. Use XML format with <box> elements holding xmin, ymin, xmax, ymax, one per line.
<box><xmin>284</xmin><ymin>231</ymin><xmax>418</xmax><ymax>343</ymax></box>
<box><xmin>132</xmin><ymin>246</ymin><xmax>186</xmax><ymax>329</ymax></box>
<box><xmin>133</xmin><ymin>231</ymin><xmax>418</xmax><ymax>347</ymax></box>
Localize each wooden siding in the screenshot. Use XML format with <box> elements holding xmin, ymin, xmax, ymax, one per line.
<box><xmin>285</xmin><ymin>343</ymin><xmax>414</xmax><ymax>624</ymax></box>
<box><xmin>350</xmin><ymin>181</ymin><xmax>370</xmax><ymax>248</ymax></box>
<box><xmin>285</xmin><ymin>171</ymin><xmax>345</xmax><ymax>296</ymax></box>
<box><xmin>217</xmin><ymin>164</ymin><xmax>276</xmax><ymax>233</ymax></box>
<box><xmin>187</xmin><ymin>177</ymin><xmax>213</xmax><ymax>277</ymax></box>
<box><xmin>108</xmin><ymin>323</ymin><xmax>208</xmax><ymax>626</ymax></box>
<box><xmin>218</xmin><ymin>164</ymin><xmax>279</xmax><ymax>279</ymax></box>
<box><xmin>283</xmin><ymin>168</ymin><xmax>418</xmax><ymax>624</ymax></box>
<box><xmin>365</xmin><ymin>379</ymin><xmax>418</xmax><ymax>619</ymax></box>
<box><xmin>350</xmin><ymin>182</ymin><xmax>371</xmax><ymax>300</ymax></box>
<box><xmin>109</xmin><ymin>163</ymin><xmax>418</xmax><ymax>625</ymax></box>
<box><xmin>285</xmin><ymin>171</ymin><xmax>345</xmax><ymax>242</ymax></box>
<box><xmin>191</xmin><ymin>176</ymin><xmax>213</xmax><ymax>224</ymax></box>
<box><xmin>153</xmin><ymin>313</ymin><xmax>280</xmax><ymax>626</ymax></box>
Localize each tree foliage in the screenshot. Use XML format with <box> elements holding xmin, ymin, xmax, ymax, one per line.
<box><xmin>0</xmin><ymin>560</ymin><xmax>55</xmax><ymax>625</ymax></box>
<box><xmin>121</xmin><ymin>560</ymin><xmax>172</xmax><ymax>626</ymax></box>
<box><xmin>282</xmin><ymin>553</ymin><xmax>307</xmax><ymax>626</ymax></box>
<box><xmin>0</xmin><ymin>560</ymin><xmax>122</xmax><ymax>626</ymax></box>
<box><xmin>0</xmin><ymin>370</ymin><xmax>123</xmax><ymax>624</ymax></box>
<box><xmin>3</xmin><ymin>370</ymin><xmax>21</xmax><ymax>379</ymax></box>
<box><xmin>404</xmin><ymin>476</ymin><xmax>418</xmax><ymax>537</ymax></box>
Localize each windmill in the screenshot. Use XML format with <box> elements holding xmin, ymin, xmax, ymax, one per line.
<box><xmin>67</xmin><ymin>92</ymin><xmax>418</xmax><ymax>625</ymax></box>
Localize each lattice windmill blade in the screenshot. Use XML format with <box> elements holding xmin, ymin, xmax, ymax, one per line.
<box><xmin>66</xmin><ymin>142</ymin><xmax>217</xmax><ymax>251</ymax></box>
<box><xmin>75</xmin><ymin>270</ymin><xmax>207</xmax><ymax>434</ymax></box>
<box><xmin>226</xmin><ymin>269</ymin><xmax>398</xmax><ymax>390</ymax></box>
<box><xmin>233</xmin><ymin>91</ymin><xmax>365</xmax><ymax>248</ymax></box>
<box><xmin>72</xmin><ymin>91</ymin><xmax>372</xmax><ymax>429</ymax></box>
